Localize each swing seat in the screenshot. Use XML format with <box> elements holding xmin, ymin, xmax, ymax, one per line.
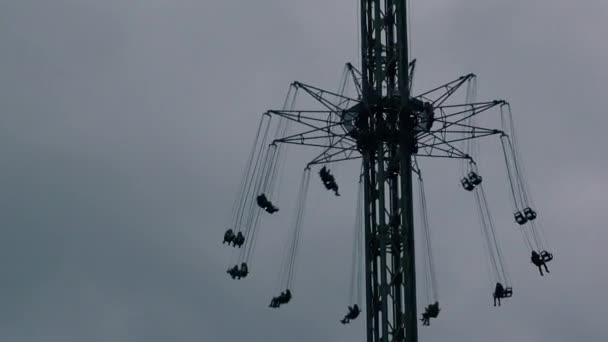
<box><xmin>265</xmin><ymin>205</ymin><xmax>279</xmax><ymax>214</ymax></box>
<box><xmin>502</xmin><ymin>287</ymin><xmax>513</xmax><ymax>298</ymax></box>
<box><xmin>540</xmin><ymin>250</ymin><xmax>553</xmax><ymax>262</ymax></box>
<box><xmin>523</xmin><ymin>207</ymin><xmax>537</xmax><ymax>221</ymax></box>
<box><xmin>514</xmin><ymin>211</ymin><xmax>527</xmax><ymax>225</ymax></box>
<box><xmin>461</xmin><ymin>177</ymin><xmax>475</xmax><ymax>191</ymax></box>
<box><xmin>467</xmin><ymin>171</ymin><xmax>483</xmax><ymax>186</ymax></box>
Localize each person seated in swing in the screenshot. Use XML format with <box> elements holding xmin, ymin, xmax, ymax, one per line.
<box><xmin>233</xmin><ymin>232</ymin><xmax>245</xmax><ymax>247</ymax></box>
<box><xmin>340</xmin><ymin>304</ymin><xmax>361</xmax><ymax>324</ymax></box>
<box><xmin>256</xmin><ymin>194</ymin><xmax>268</xmax><ymax>208</ymax></box>
<box><xmin>531</xmin><ymin>250</ymin><xmax>550</xmax><ymax>276</ymax></box>
<box><xmin>325</xmin><ymin>174</ymin><xmax>335</xmax><ymax>187</ymax></box>
<box><xmin>223</xmin><ymin>229</ymin><xmax>235</xmax><ymax>244</ymax></box>
<box><xmin>420</xmin><ymin>302</ymin><xmax>440</xmax><ymax>326</ymax></box>
<box><xmin>256</xmin><ymin>193</ymin><xmax>279</xmax><ymax>214</ymax></box>
<box><xmin>269</xmin><ymin>289</ymin><xmax>292</xmax><ymax>308</ymax></box>
<box><xmin>227</xmin><ymin>265</ymin><xmax>239</xmax><ymax>279</ymax></box>
<box><xmin>269</xmin><ymin>296</ymin><xmax>279</xmax><ymax>308</ymax></box>
<box><xmin>278</xmin><ymin>289</ymin><xmax>292</xmax><ymax>304</ymax></box>
<box><xmin>319</xmin><ymin>166</ymin><xmax>331</xmax><ymax>181</ymax></box>
<box><xmin>319</xmin><ymin>167</ymin><xmax>340</xmax><ymax>196</ymax></box>
<box><xmin>236</xmin><ymin>262</ymin><xmax>249</xmax><ymax>279</ymax></box>
<box><xmin>427</xmin><ymin>301</ymin><xmax>440</xmax><ymax>318</ymax></box>
<box><xmin>493</xmin><ymin>282</ymin><xmax>505</xmax><ymax>307</ymax></box>
<box><xmin>320</xmin><ymin>172</ymin><xmax>333</xmax><ymax>188</ymax></box>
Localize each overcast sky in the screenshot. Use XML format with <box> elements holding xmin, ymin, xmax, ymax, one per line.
<box><xmin>1</xmin><ymin>0</ymin><xmax>607</xmax><ymax>341</ymax></box>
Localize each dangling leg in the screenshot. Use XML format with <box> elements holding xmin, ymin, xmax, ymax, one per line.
<box><xmin>543</xmin><ymin>263</ymin><xmax>550</xmax><ymax>274</ymax></box>
<box><xmin>537</xmin><ymin>265</ymin><xmax>544</xmax><ymax>276</ymax></box>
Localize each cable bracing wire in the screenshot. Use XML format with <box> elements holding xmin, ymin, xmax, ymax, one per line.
<box><xmin>461</xmin><ymin>76</ymin><xmax>478</xmax><ymax>177</ymax></box>
<box><xmin>418</xmin><ymin>172</ymin><xmax>438</xmax><ymax>302</ymax></box>
<box><xmin>229</xmin><ymin>114</ymin><xmax>269</xmax><ymax>230</ymax></box>
<box><xmin>240</xmin><ymin>144</ymin><xmax>275</xmax><ymax>262</ymax></box>
<box><xmin>506</xmin><ymin>108</ymin><xmax>536</xmax><ymax>213</ymax></box>
<box><xmin>244</xmin><ymin>143</ymin><xmax>282</xmax><ymax>263</ymax></box>
<box><xmin>285</xmin><ymin>168</ymin><xmax>312</xmax><ymax>289</ymax></box>
<box><xmin>239</xmin><ymin>86</ymin><xmax>299</xmax><ymax>264</ymax></box>
<box><xmin>349</xmin><ymin>179</ymin><xmax>364</xmax><ymax>305</ymax></box>
<box><xmin>236</xmin><ymin>120</ymin><xmax>273</xmax><ymax>233</ymax></box>
<box><xmin>501</xmin><ymin>105</ymin><xmax>525</xmax><ymax>194</ymax></box>
<box><xmin>500</xmin><ymin>135</ymin><xmax>523</xmax><ymax>213</ymax></box>
<box><xmin>504</xmin><ymin>137</ymin><xmax>529</xmax><ymax>213</ymax></box>
<box><xmin>473</xmin><ymin>183</ymin><xmax>511</xmax><ymax>287</ymax></box>
<box><xmin>234</xmin><ymin>115</ymin><xmax>272</xmax><ymax>230</ymax></box>
<box><xmin>499</xmin><ymin>104</ymin><xmax>550</xmax><ymax>252</ymax></box>
<box><xmin>275</xmin><ymin>168</ymin><xmax>310</xmax><ymax>292</ymax></box>
<box><xmin>228</xmin><ymin>114</ymin><xmax>273</xmax><ymax>266</ymax></box>
<box><xmin>473</xmin><ymin>187</ymin><xmax>501</xmax><ymax>286</ymax></box>
<box><xmin>501</xmin><ymin>105</ymin><xmax>534</xmax><ymax>211</ymax></box>
<box><xmin>265</xmin><ymin>87</ymin><xmax>298</xmax><ymax>199</ymax></box>
<box><xmin>473</xmin><ymin>186</ymin><xmax>497</xmax><ymax>287</ymax></box>
<box><xmin>479</xmin><ymin>185</ymin><xmax>510</xmax><ymax>283</ymax></box>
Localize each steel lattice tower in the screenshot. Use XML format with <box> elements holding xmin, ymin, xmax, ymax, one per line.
<box><xmin>358</xmin><ymin>1</ymin><xmax>417</xmax><ymax>342</ymax></box>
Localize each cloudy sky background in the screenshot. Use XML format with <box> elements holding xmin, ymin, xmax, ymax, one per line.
<box><xmin>1</xmin><ymin>0</ymin><xmax>607</xmax><ymax>341</ymax></box>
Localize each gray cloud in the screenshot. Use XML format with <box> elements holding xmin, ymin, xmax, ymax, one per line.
<box><xmin>0</xmin><ymin>0</ymin><xmax>606</xmax><ymax>341</ymax></box>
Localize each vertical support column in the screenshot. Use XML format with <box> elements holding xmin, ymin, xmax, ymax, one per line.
<box><xmin>398</xmin><ymin>148</ymin><xmax>417</xmax><ymax>342</ymax></box>
<box><xmin>361</xmin><ymin>1</ymin><xmax>417</xmax><ymax>342</ymax></box>
<box><xmin>370</xmin><ymin>164</ymin><xmax>380</xmax><ymax>342</ymax></box>
<box><xmin>377</xmin><ymin>145</ymin><xmax>389</xmax><ymax>342</ymax></box>
<box><xmin>363</xmin><ymin>154</ymin><xmax>375</xmax><ymax>342</ymax></box>
<box><xmin>396</xmin><ymin>0</ymin><xmax>418</xmax><ymax>341</ymax></box>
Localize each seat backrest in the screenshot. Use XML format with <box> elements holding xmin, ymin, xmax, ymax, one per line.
<box><xmin>540</xmin><ymin>251</ymin><xmax>553</xmax><ymax>262</ymax></box>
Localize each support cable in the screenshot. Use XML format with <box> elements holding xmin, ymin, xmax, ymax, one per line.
<box><xmin>275</xmin><ymin>168</ymin><xmax>311</xmax><ymax>292</ymax></box>
<box><xmin>286</xmin><ymin>168</ymin><xmax>312</xmax><ymax>289</ymax></box>
<box><xmin>499</xmin><ymin>103</ymin><xmax>551</xmax><ymax>253</ymax></box>
<box><xmin>417</xmin><ymin>170</ymin><xmax>438</xmax><ymax>303</ymax></box>
<box><xmin>228</xmin><ymin>113</ymin><xmax>273</xmax><ymax>266</ymax></box>
<box><xmin>349</xmin><ymin>179</ymin><xmax>364</xmax><ymax>305</ymax></box>
<box><xmin>473</xmin><ymin>184</ymin><xmax>511</xmax><ymax>287</ymax></box>
<box><xmin>241</xmin><ymin>87</ymin><xmax>299</xmax><ymax>263</ymax></box>
<box><xmin>229</xmin><ymin>114</ymin><xmax>269</xmax><ymax>230</ymax></box>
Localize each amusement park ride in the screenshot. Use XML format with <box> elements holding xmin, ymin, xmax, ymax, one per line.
<box><xmin>221</xmin><ymin>1</ymin><xmax>553</xmax><ymax>342</ymax></box>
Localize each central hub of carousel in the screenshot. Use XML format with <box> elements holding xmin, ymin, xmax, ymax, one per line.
<box><xmin>341</xmin><ymin>96</ymin><xmax>435</xmax><ymax>153</ymax></box>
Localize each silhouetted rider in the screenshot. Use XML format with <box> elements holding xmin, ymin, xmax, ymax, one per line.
<box><xmin>493</xmin><ymin>282</ymin><xmax>505</xmax><ymax>307</ymax></box>
<box><xmin>340</xmin><ymin>304</ymin><xmax>361</xmax><ymax>324</ymax></box>
<box><xmin>420</xmin><ymin>302</ymin><xmax>440</xmax><ymax>326</ymax></box>
<box><xmin>531</xmin><ymin>250</ymin><xmax>550</xmax><ymax>276</ymax></box>
<box><xmin>223</xmin><ymin>229</ymin><xmax>235</xmax><ymax>244</ymax></box>
<box><xmin>233</xmin><ymin>232</ymin><xmax>245</xmax><ymax>247</ymax></box>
